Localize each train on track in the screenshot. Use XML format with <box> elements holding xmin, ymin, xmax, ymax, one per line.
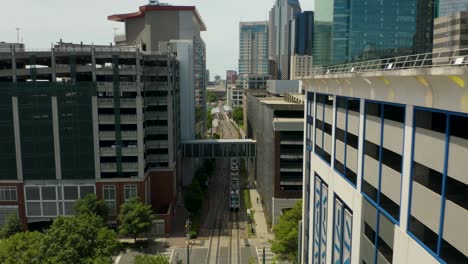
<box><xmin>230</xmin><ymin>158</ymin><xmax>240</xmax><ymax>210</ymax></box>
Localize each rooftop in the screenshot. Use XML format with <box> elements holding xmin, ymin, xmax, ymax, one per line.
<box><xmin>108</xmin><ymin>5</ymin><xmax>207</xmax><ymax>31</ymax></box>
<box><xmin>297</xmin><ymin>48</ymin><xmax>468</xmax><ymax>80</ymax></box>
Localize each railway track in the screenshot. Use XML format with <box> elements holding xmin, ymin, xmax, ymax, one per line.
<box><xmin>206</xmin><ymin>161</ymin><xmax>229</xmax><ymax>264</ymax></box>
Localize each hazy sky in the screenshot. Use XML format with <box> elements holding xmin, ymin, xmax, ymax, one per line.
<box><xmin>0</xmin><ymin>0</ymin><xmax>313</xmax><ymax>79</ymax></box>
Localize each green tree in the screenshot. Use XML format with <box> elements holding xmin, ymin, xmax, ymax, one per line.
<box><xmin>133</xmin><ymin>254</ymin><xmax>170</xmax><ymax>264</ymax></box>
<box><xmin>41</xmin><ymin>214</ymin><xmax>119</xmax><ymax>264</ymax></box>
<box><xmin>271</xmin><ymin>200</ymin><xmax>302</xmax><ymax>262</ymax></box>
<box><xmin>0</xmin><ymin>231</ymin><xmax>43</xmax><ymax>264</ymax></box>
<box><xmin>75</xmin><ymin>194</ymin><xmax>108</xmax><ymax>220</ymax></box>
<box><xmin>184</xmin><ymin>180</ymin><xmax>203</xmax><ymax>214</ymax></box>
<box><xmin>232</xmin><ymin>107</ymin><xmax>243</xmax><ymax>125</ymax></box>
<box><xmin>207</xmin><ymin>111</ymin><xmax>213</xmax><ymax>131</ymax></box>
<box><xmin>207</xmin><ymin>91</ymin><xmax>217</xmax><ymax>103</ymax></box>
<box><xmin>0</xmin><ymin>214</ymin><xmax>23</xmax><ymax>238</ymax></box>
<box><xmin>118</xmin><ymin>197</ymin><xmax>153</xmax><ymax>243</ymax></box>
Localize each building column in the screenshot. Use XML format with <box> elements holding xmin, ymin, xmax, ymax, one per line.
<box><xmin>92</xmin><ymin>96</ymin><xmax>100</xmax><ymax>179</ymax></box>
<box><xmin>51</xmin><ymin>96</ymin><xmax>62</xmax><ymax>180</ymax></box>
<box><xmin>12</xmin><ymin>97</ymin><xmax>23</xmax><ymax>180</ymax></box>
<box><xmin>91</xmin><ymin>47</ymin><xmax>96</xmax><ymax>82</ymax></box>
<box><xmin>136</xmin><ymin>96</ymin><xmax>144</xmax><ymax>179</ymax></box>
<box><xmin>331</xmin><ymin>95</ymin><xmax>337</xmax><ymax>170</ymax></box>
<box><xmin>356</xmin><ymin>98</ymin><xmax>366</xmax><ymax>191</ymax></box>
<box><xmin>11</xmin><ymin>49</ymin><xmax>16</xmax><ymax>83</ymax></box>
<box><xmin>51</xmin><ymin>48</ymin><xmax>56</xmax><ymax>82</ymax></box>
<box><xmin>399</xmin><ymin>105</ymin><xmax>414</xmax><ymax>232</ymax></box>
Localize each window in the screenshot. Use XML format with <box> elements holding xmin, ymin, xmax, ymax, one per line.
<box><xmin>124</xmin><ymin>184</ymin><xmax>137</xmax><ymax>201</ymax></box>
<box><xmin>304</xmin><ymin>152</ymin><xmax>311</xmax><ymax>263</ymax></box>
<box><xmin>0</xmin><ymin>187</ymin><xmax>17</xmax><ymax>201</ymax></box>
<box><xmin>25</xmin><ymin>185</ymin><xmax>95</xmax><ymax>217</ymax></box>
<box><xmin>306</xmin><ymin>92</ymin><xmax>314</xmax><ymax>150</ymax></box>
<box><xmin>103</xmin><ymin>185</ymin><xmax>116</xmax><ymax>216</ymax></box>
<box><xmin>409</xmin><ymin>109</ymin><xmax>468</xmax><ymax>263</ymax></box>
<box><xmin>362</xmin><ymin>101</ymin><xmax>404</xmax><ymax>222</ymax></box>
<box><xmin>315</xmin><ymin>94</ymin><xmax>333</xmax><ymax>164</ymax></box>
<box><xmin>334</xmin><ymin>96</ymin><xmax>360</xmax><ymax>186</ymax></box>
<box><xmin>360</xmin><ymin>199</ymin><xmax>395</xmax><ymax>264</ymax></box>
<box><xmin>332</xmin><ymin>196</ymin><xmax>352</xmax><ymax>264</ymax></box>
<box><xmin>312</xmin><ymin>173</ymin><xmax>328</xmax><ymax>263</ymax></box>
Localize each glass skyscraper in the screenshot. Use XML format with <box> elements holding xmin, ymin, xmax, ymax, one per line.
<box><xmin>293</xmin><ymin>11</ymin><xmax>314</xmax><ymax>56</ymax></box>
<box><xmin>269</xmin><ymin>0</ymin><xmax>302</xmax><ymax>79</ymax></box>
<box><xmin>314</xmin><ymin>0</ymin><xmax>436</xmax><ymax>65</ymax></box>
<box><xmin>313</xmin><ymin>0</ymin><xmax>333</xmax><ymax>66</ymax></box>
<box><xmin>339</xmin><ymin>0</ymin><xmax>435</xmax><ymax>64</ymax></box>
<box><xmin>439</xmin><ymin>0</ymin><xmax>468</xmax><ymax>16</ymax></box>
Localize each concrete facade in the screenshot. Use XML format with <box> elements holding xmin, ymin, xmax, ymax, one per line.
<box><xmin>238</xmin><ymin>22</ymin><xmax>269</xmax><ymax>76</ymax></box>
<box><xmin>109</xmin><ymin>4</ymin><xmax>207</xmax><ymax>109</ymax></box>
<box><xmin>300</xmin><ymin>66</ymin><xmax>468</xmax><ymax>263</ymax></box>
<box><xmin>266</xmin><ymin>80</ymin><xmax>300</xmax><ymax>95</ymax></box>
<box><xmin>0</xmin><ymin>45</ymin><xmax>181</xmax><ymax>233</ymax></box>
<box><xmin>246</xmin><ymin>91</ymin><xmax>304</xmax><ymax>226</ymax></box>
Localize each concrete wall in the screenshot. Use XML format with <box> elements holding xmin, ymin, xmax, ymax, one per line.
<box><xmin>266</xmin><ymin>80</ymin><xmax>300</xmax><ymax>95</ymax></box>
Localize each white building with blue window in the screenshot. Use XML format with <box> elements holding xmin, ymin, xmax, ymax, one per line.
<box><xmin>298</xmin><ymin>50</ymin><xmax>468</xmax><ymax>264</ymax></box>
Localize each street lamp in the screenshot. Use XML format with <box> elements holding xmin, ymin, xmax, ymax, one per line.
<box><xmin>185</xmin><ymin>218</ymin><xmax>192</xmax><ymax>264</ymax></box>
<box><xmin>15</xmin><ymin>28</ymin><xmax>20</xmax><ymax>43</ymax></box>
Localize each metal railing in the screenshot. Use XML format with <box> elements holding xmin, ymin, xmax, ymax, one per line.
<box><xmin>298</xmin><ymin>48</ymin><xmax>468</xmax><ymax>78</ymax></box>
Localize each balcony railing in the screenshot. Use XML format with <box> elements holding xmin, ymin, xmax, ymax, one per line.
<box><xmin>145</xmin><ymin>126</ymin><xmax>168</xmax><ymax>134</ymax></box>
<box><xmin>121</xmin><ymin>131</ymin><xmax>137</xmax><ymax>139</ymax></box>
<box><xmin>122</xmin><ymin>147</ymin><xmax>138</xmax><ymax>156</ymax></box>
<box><xmin>101</xmin><ymin>163</ymin><xmax>117</xmax><ymax>170</ymax></box>
<box><xmin>296</xmin><ymin>48</ymin><xmax>468</xmax><ymax>78</ymax></box>
<box><xmin>100</xmin><ymin>147</ymin><xmax>116</xmax><ymax>156</ymax></box>
<box><xmin>122</xmin><ymin>162</ymin><xmax>138</xmax><ymax>171</ymax></box>
<box><xmin>146</xmin><ymin>140</ymin><xmax>169</xmax><ymax>149</ymax></box>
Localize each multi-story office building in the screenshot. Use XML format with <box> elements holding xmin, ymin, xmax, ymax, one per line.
<box><xmin>290</xmin><ymin>11</ymin><xmax>314</xmax><ymax>57</ymax></box>
<box><xmin>110</xmin><ymin>4</ymin><xmax>207</xmax><ymax>109</ymax></box>
<box><xmin>269</xmin><ymin>0</ymin><xmax>302</xmax><ymax>80</ymax></box>
<box><xmin>0</xmin><ymin>45</ymin><xmax>180</xmax><ymax>233</ymax></box>
<box><xmin>313</xmin><ymin>0</ymin><xmax>436</xmax><ymax>65</ymax></box>
<box><xmin>226</xmin><ymin>70</ymin><xmax>238</xmax><ymax>85</ymax></box>
<box><xmin>439</xmin><ymin>0</ymin><xmax>468</xmax><ymax>16</ymax></box>
<box><xmin>312</xmin><ymin>0</ymin><xmax>333</xmax><ymax>66</ymax></box>
<box><xmin>340</xmin><ymin>0</ymin><xmax>435</xmax><ymax>64</ymax></box>
<box><xmin>246</xmin><ymin>91</ymin><xmax>304</xmax><ymax>225</ymax></box>
<box><xmin>433</xmin><ymin>11</ymin><xmax>468</xmax><ymax>54</ymax></box>
<box><xmin>290</xmin><ymin>55</ymin><xmax>313</xmax><ymax>80</ymax></box>
<box><xmin>238</xmin><ymin>22</ymin><xmax>269</xmax><ymax>76</ymax></box>
<box><xmin>227</xmin><ymin>87</ymin><xmax>244</xmax><ymax>108</ymax></box>
<box><xmin>299</xmin><ymin>52</ymin><xmax>468</xmax><ymax>263</ymax></box>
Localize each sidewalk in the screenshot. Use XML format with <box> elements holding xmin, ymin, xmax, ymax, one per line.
<box><xmin>249</xmin><ymin>189</ymin><xmax>273</xmax><ymax>244</ymax></box>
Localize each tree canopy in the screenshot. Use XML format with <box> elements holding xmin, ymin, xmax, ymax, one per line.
<box><xmin>0</xmin><ymin>231</ymin><xmax>43</xmax><ymax>264</ymax></box>
<box><xmin>184</xmin><ymin>180</ymin><xmax>203</xmax><ymax>214</ymax></box>
<box><xmin>271</xmin><ymin>200</ymin><xmax>302</xmax><ymax>262</ymax></box>
<box><xmin>75</xmin><ymin>194</ymin><xmax>108</xmax><ymax>220</ymax></box>
<box><xmin>232</xmin><ymin>107</ymin><xmax>243</xmax><ymax>126</ymax></box>
<box><xmin>0</xmin><ymin>214</ymin><xmax>23</xmax><ymax>238</ymax></box>
<box><xmin>118</xmin><ymin>197</ymin><xmax>153</xmax><ymax>243</ymax></box>
<box><xmin>133</xmin><ymin>254</ymin><xmax>170</xmax><ymax>264</ymax></box>
<box><xmin>40</xmin><ymin>214</ymin><xmax>119</xmax><ymax>264</ymax></box>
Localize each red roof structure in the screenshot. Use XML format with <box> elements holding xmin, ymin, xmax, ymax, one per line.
<box><xmin>108</xmin><ymin>5</ymin><xmax>207</xmax><ymax>31</ymax></box>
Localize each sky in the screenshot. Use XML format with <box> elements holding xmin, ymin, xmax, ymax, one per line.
<box><xmin>0</xmin><ymin>0</ymin><xmax>314</xmax><ymax>80</ymax></box>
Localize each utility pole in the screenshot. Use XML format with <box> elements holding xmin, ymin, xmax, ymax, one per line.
<box><xmin>185</xmin><ymin>218</ymin><xmax>191</xmax><ymax>264</ymax></box>
<box><xmin>263</xmin><ymin>246</ymin><xmax>266</xmax><ymax>264</ymax></box>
